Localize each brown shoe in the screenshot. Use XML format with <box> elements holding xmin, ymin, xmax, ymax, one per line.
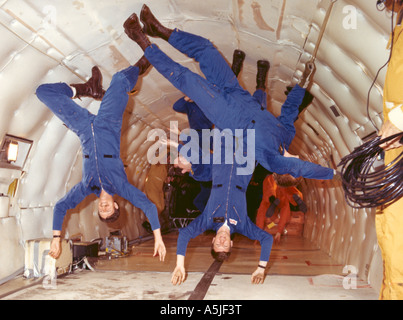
<box><xmin>140</xmin><ymin>4</ymin><xmax>173</xmax><ymax>41</ymax></box>
<box><xmin>70</xmin><ymin>66</ymin><xmax>105</xmax><ymax>100</ymax></box>
<box><xmin>134</xmin><ymin>55</ymin><xmax>151</xmax><ymax>75</ymax></box>
<box><xmin>128</xmin><ymin>55</ymin><xmax>152</xmax><ymax>95</ymax></box>
<box><xmin>124</xmin><ymin>13</ymin><xmax>152</xmax><ymax>51</ymax></box>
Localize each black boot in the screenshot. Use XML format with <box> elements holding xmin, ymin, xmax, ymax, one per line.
<box><xmin>231</xmin><ymin>49</ymin><xmax>245</xmax><ymax>77</ymax></box>
<box><xmin>140</xmin><ymin>4</ymin><xmax>173</xmax><ymax>41</ymax></box>
<box><xmin>123</xmin><ymin>13</ymin><xmax>152</xmax><ymax>51</ymax></box>
<box><xmin>292</xmin><ymin>194</ymin><xmax>307</xmax><ymax>213</ymax></box>
<box><xmin>134</xmin><ymin>55</ymin><xmax>151</xmax><ymax>75</ymax></box>
<box><xmin>256</xmin><ymin>60</ymin><xmax>270</xmax><ymax>90</ymax></box>
<box><xmin>70</xmin><ymin>66</ymin><xmax>105</xmax><ymax>100</ymax></box>
<box><xmin>266</xmin><ymin>196</ymin><xmax>280</xmax><ymax>218</ymax></box>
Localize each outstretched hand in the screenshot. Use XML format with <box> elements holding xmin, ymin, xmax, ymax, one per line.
<box><xmin>153</xmin><ymin>228</ymin><xmax>166</xmax><ymax>262</ymax></box>
<box><xmin>274</xmin><ymin>232</ymin><xmax>281</xmax><ymax>244</ymax></box>
<box><xmin>379</xmin><ymin>120</ymin><xmax>403</xmax><ymax>150</ymax></box>
<box><xmin>333</xmin><ymin>170</ymin><xmax>343</xmax><ymax>182</ymax></box>
<box><xmin>153</xmin><ymin>238</ymin><xmax>166</xmax><ymax>262</ymax></box>
<box><xmin>175</xmin><ymin>154</ymin><xmax>192</xmax><ymax>174</ymax></box>
<box><xmin>284</xmin><ymin>149</ymin><xmax>299</xmax><ymax>159</ymax></box>
<box><xmin>171</xmin><ymin>265</ymin><xmax>186</xmax><ymax>285</ymax></box>
<box><xmin>49</xmin><ymin>238</ymin><xmax>61</xmax><ymax>259</ymax></box>
<box><xmin>251</xmin><ymin>267</ymin><xmax>265</xmax><ymax>284</ymax></box>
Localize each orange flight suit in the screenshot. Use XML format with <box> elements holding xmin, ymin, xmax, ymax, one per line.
<box><xmin>256</xmin><ymin>175</ymin><xmax>303</xmax><ymax>235</ymax></box>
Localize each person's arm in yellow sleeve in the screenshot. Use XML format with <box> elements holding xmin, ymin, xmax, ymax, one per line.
<box><xmin>379</xmin><ymin>104</ymin><xmax>403</xmax><ymax>150</ymax></box>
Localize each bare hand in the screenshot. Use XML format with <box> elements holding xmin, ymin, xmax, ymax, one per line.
<box><xmin>333</xmin><ymin>171</ymin><xmax>343</xmax><ymax>182</ymax></box>
<box><xmin>274</xmin><ymin>232</ymin><xmax>281</xmax><ymax>244</ymax></box>
<box><xmin>171</xmin><ymin>265</ymin><xmax>186</xmax><ymax>285</ymax></box>
<box><xmin>49</xmin><ymin>238</ymin><xmax>61</xmax><ymax>259</ymax></box>
<box><xmin>284</xmin><ymin>149</ymin><xmax>299</xmax><ymax>159</ymax></box>
<box><xmin>251</xmin><ymin>268</ymin><xmax>265</xmax><ymax>284</ymax></box>
<box><xmin>154</xmin><ymin>238</ymin><xmax>166</xmax><ymax>262</ymax></box>
<box><xmin>379</xmin><ymin>120</ymin><xmax>403</xmax><ymax>150</ymax></box>
<box><xmin>175</xmin><ymin>155</ymin><xmax>192</xmax><ymax>174</ymax></box>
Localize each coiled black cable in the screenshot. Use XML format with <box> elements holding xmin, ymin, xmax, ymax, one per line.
<box><xmin>339</xmin><ymin>1</ymin><xmax>403</xmax><ymax>209</ymax></box>
<box><xmin>338</xmin><ymin>132</ymin><xmax>403</xmax><ymax>209</ymax></box>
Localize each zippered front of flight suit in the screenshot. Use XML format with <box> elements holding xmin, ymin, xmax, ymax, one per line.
<box><xmin>91</xmin><ymin>122</ymin><xmax>104</xmax><ymax>190</ymax></box>
<box><xmin>224</xmin><ymin>159</ymin><xmax>235</xmax><ymax>223</ymax></box>
<box><xmin>209</xmin><ymin>156</ymin><xmax>245</xmax><ymax>226</ymax></box>
<box><xmin>232</xmin><ymin>205</ymin><xmax>241</xmax><ymax>223</ymax></box>
<box><xmin>209</xmin><ymin>157</ymin><xmax>236</xmax><ymax>222</ymax></box>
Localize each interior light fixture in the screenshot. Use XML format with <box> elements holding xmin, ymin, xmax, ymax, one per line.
<box><xmin>0</xmin><ymin>134</ymin><xmax>33</xmax><ymax>169</ymax></box>
<box><xmin>7</xmin><ymin>141</ymin><xmax>19</xmax><ymax>162</ymax></box>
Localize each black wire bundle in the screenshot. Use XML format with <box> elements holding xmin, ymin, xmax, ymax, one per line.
<box><xmin>338</xmin><ymin>1</ymin><xmax>403</xmax><ymax>209</ymax></box>
<box><xmin>338</xmin><ymin>132</ymin><xmax>403</xmax><ymax>209</ymax></box>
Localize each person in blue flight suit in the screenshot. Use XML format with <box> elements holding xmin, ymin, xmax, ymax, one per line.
<box><xmin>173</xmin><ymin>52</ymin><xmax>271</xmax><ymax>213</ymax></box>
<box><xmin>123</xmin><ymin>4</ymin><xmax>339</xmax><ymax>284</ymax></box>
<box><xmin>36</xmin><ymin>57</ymin><xmax>166</xmax><ymax>261</ymax></box>
<box><xmin>172</xmin><ymin>94</ymin><xmax>214</xmax><ymax>213</ymax></box>
<box><xmin>170</xmin><ymin>133</ymin><xmax>274</xmax><ymax>285</ymax></box>
<box><xmin>168</xmin><ymin>80</ymin><xmax>303</xmax><ymax>286</ymax></box>
<box><xmin>171</xmin><ymin>49</ymin><xmax>270</xmax><ymax>213</ymax></box>
<box><xmin>123</xmin><ymin>5</ymin><xmax>336</xmax><ymax>181</ymax></box>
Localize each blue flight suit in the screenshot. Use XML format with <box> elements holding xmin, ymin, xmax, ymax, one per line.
<box><xmin>173</xmin><ymin>97</ymin><xmax>213</xmax><ymax>131</ymax></box>
<box><xmin>144</xmin><ymin>29</ymin><xmax>335</xmax><ymax>180</ymax></box>
<box><xmin>173</xmin><ymin>97</ymin><xmax>214</xmax><ymax>212</ymax></box>
<box><xmin>174</xmin><ymin>86</ymin><xmax>286</xmax><ymax>261</ymax></box>
<box><xmin>177</xmin><ymin>133</ymin><xmax>273</xmax><ymax>262</ymax></box>
<box><xmin>143</xmin><ymin>29</ymin><xmax>335</xmax><ymax>261</ymax></box>
<box><xmin>173</xmin><ymin>90</ymin><xmax>267</xmax><ymax>131</ymax></box>
<box><xmin>173</xmin><ymin>89</ymin><xmax>268</xmax><ymax>212</ymax></box>
<box><xmin>36</xmin><ymin>66</ymin><xmax>160</xmax><ymax>231</ymax></box>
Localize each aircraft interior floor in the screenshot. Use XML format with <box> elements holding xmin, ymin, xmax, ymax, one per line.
<box><xmin>0</xmin><ymin>230</ymin><xmax>378</xmax><ymax>301</ymax></box>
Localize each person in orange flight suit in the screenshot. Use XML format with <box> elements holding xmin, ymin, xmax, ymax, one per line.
<box><xmin>255</xmin><ymin>174</ymin><xmax>278</xmax><ymax>231</ymax></box>
<box><xmin>256</xmin><ymin>173</ymin><xmax>307</xmax><ymax>243</ymax></box>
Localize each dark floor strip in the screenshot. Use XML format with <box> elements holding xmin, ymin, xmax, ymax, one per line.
<box><xmin>188</xmin><ymin>260</ymin><xmax>223</xmax><ymax>300</ymax></box>
<box><xmin>0</xmin><ymin>278</ymin><xmax>42</xmax><ymax>299</ymax></box>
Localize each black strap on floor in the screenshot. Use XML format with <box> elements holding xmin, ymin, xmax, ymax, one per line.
<box><xmin>188</xmin><ymin>260</ymin><xmax>223</xmax><ymax>300</ymax></box>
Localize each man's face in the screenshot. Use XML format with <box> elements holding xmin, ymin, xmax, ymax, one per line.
<box><xmin>98</xmin><ymin>199</ymin><xmax>118</xmax><ymax>219</ymax></box>
<box><xmin>212</xmin><ymin>230</ymin><xmax>233</xmax><ymax>252</ymax></box>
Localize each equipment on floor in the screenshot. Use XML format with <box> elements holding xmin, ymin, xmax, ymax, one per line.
<box><xmin>338</xmin><ymin>132</ymin><xmax>403</xmax><ymax>208</ymax></box>
<box><xmin>23</xmin><ymin>238</ymin><xmax>72</xmax><ymax>279</ymax></box>
<box><xmin>105</xmin><ymin>235</ymin><xmax>130</xmax><ymax>257</ymax></box>
<box><xmin>72</xmin><ymin>241</ymin><xmax>99</xmax><ymax>268</ymax></box>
